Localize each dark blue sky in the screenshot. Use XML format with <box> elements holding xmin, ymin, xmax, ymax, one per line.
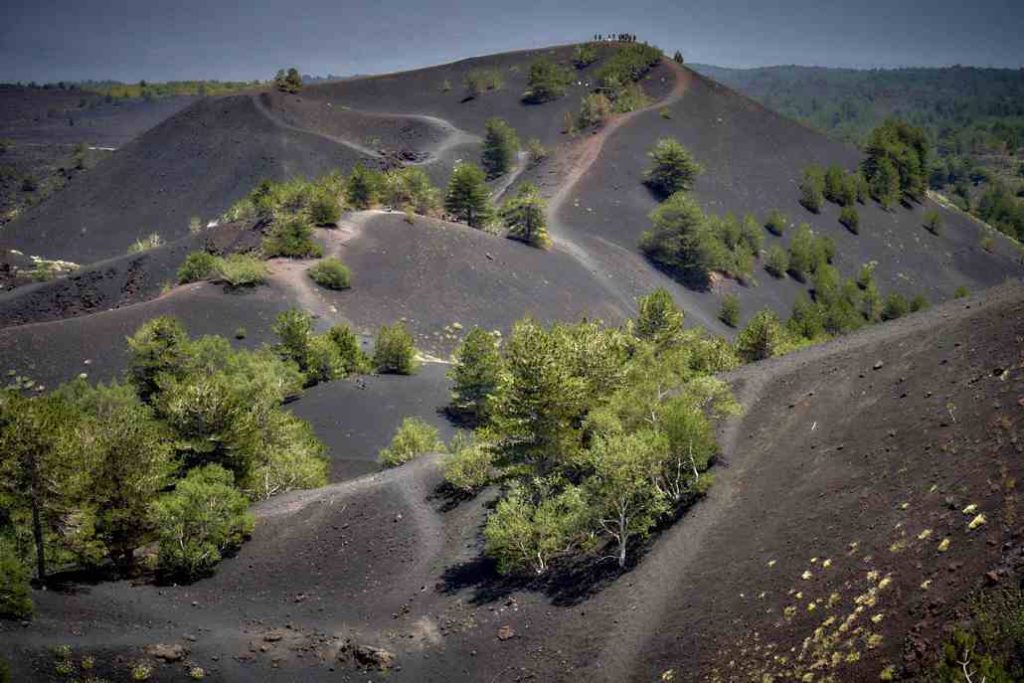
<box><xmin>3</xmin><ymin>0</ymin><xmax>1023</xmax><ymax>82</ymax></box>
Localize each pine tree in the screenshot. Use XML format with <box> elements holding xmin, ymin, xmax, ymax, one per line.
<box><xmin>481</xmin><ymin>118</ymin><xmax>520</xmax><ymax>178</ymax></box>
<box><xmin>500</xmin><ymin>183</ymin><xmax>550</xmax><ymax>248</ymax></box>
<box><xmin>444</xmin><ymin>163</ymin><xmax>493</xmax><ymax>228</ymax></box>
<box><xmin>644</xmin><ymin>138</ymin><xmax>702</xmax><ymax>197</ymax></box>
<box><xmin>448</xmin><ymin>328</ymin><xmax>502</xmax><ymax>423</ymax></box>
<box><xmin>736</xmin><ymin>309</ymin><xmax>785</xmax><ymax>362</ymax></box>
<box><xmin>346</xmin><ymin>163</ymin><xmax>381</xmax><ymax>210</ymax></box>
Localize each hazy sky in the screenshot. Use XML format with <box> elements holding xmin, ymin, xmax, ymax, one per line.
<box><xmin>3</xmin><ymin>0</ymin><xmax>1023</xmax><ymax>83</ymax></box>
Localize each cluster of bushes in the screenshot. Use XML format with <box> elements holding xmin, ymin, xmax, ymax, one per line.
<box><xmin>567</xmin><ymin>42</ymin><xmax>663</xmax><ymax>130</ymax></box>
<box><xmin>379</xmin><ymin>417</ymin><xmax>445</xmax><ymax>468</ymax></box>
<box><xmin>785</xmin><ymin>223</ymin><xmax>836</xmax><ymax>283</ymax></box>
<box><xmin>639</xmin><ymin>140</ymin><xmax>760</xmax><ymax>287</ymax></box>
<box><xmin>271</xmin><ymin>309</ymin><xmax>373</xmax><ymax>384</ymax></box>
<box><xmin>522</xmin><ymin>58</ymin><xmax>573</xmax><ymax>104</ymax></box>
<box><xmin>736</xmin><ymin>258</ymin><xmax>929</xmax><ymax>361</ymax></box>
<box><xmin>221</xmin><ymin>174</ymin><xmax>341</xmax><ymax>259</ymax></box>
<box><xmin>595</xmin><ymin>43</ymin><xmax>663</xmax><ymax>101</ymax></box>
<box><xmin>431</xmin><ymin>290</ymin><xmax>739</xmax><ymax>572</ymax></box>
<box><xmin>574</xmin><ymin>92</ymin><xmax>613</xmax><ymax>129</ymax></box>
<box><xmin>442</xmin><ymin>159</ymin><xmax>549</xmax><ymax>248</ymax></box>
<box><xmin>178</xmin><ymin>251</ymin><xmax>268</xmax><ymax>289</ymax></box>
<box><xmin>976</xmin><ymin>183</ymin><xmax>1024</xmax><ymax>241</ymax></box>
<box><xmin>224</xmin><ymin>173</ymin><xmax>343</xmax><ymax>227</ymax></box>
<box><xmin>346</xmin><ymin>164</ymin><xmax>442</xmax><ymax>215</ymax></box>
<box><xmin>799</xmin><ymin>164</ymin><xmax>867</xmax><ymax>234</ymax></box>
<box><xmin>273</xmin><ymin>68</ymin><xmax>303</xmax><ymax>94</ymax></box>
<box><xmin>0</xmin><ymin>316</ymin><xmax>331</xmax><ymax>609</ymax></box>
<box><xmin>861</xmin><ymin>118</ymin><xmax>930</xmax><ymax>208</ymax></box>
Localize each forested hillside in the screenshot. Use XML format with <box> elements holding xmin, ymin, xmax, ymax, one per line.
<box><xmin>692</xmin><ymin>63</ymin><xmax>1024</xmax><ymax>240</ymax></box>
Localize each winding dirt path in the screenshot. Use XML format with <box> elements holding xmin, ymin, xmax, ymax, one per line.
<box><xmin>541</xmin><ymin>61</ymin><xmax>694</xmax><ymax>317</ymax></box>
<box><xmin>264</xmin><ymin>210</ymin><xmax>452</xmax><ymax>366</ymax></box>
<box><xmin>251</xmin><ymin>95</ymin><xmax>479</xmax><ymax>167</ymax></box>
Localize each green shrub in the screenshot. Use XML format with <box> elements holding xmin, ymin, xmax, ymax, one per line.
<box><xmin>345</xmin><ymin>164</ymin><xmax>383</xmax><ymax>210</ymax></box>
<box><xmin>214</xmin><ymin>254</ymin><xmax>267</xmax><ymax>288</ymax></box>
<box><xmin>643</xmin><ymin>138</ymin><xmax>701</xmax><ymax>197</ymax></box>
<box><xmin>448</xmin><ymin>328</ymin><xmax>502</xmax><ymax>423</ymax></box>
<box><xmin>177</xmin><ymin>251</ymin><xmax>219</xmax><ymax>284</ymax></box>
<box><xmin>736</xmin><ymin>309</ymin><xmax>785</xmax><ymax>362</ymax></box>
<box><xmin>980</xmin><ymin>235</ymin><xmax>994</xmax><ymax>252</ymax></box>
<box><xmin>856</xmin><ymin>262</ymin><xmax>876</xmax><ymax>289</ymax></box>
<box><xmin>262</xmin><ymin>216</ymin><xmax>322</xmax><ymax>258</ymax></box>
<box><xmin>910</xmin><ymin>293</ymin><xmax>929</xmax><ymax>312</ymax></box>
<box><xmin>787</xmin><ymin>223</ymin><xmax>818</xmax><ymax>282</ymax></box>
<box><xmin>765</xmin><ymin>209</ymin><xmax>787</xmax><ymax>236</ymax></box>
<box><xmin>481</xmin><ymin>118</ymin><xmax>520</xmax><ymax>178</ymax></box>
<box><xmin>839</xmin><ymin>205</ymin><xmax>860</xmax><ymax>233</ymax></box>
<box><xmin>325</xmin><ymin>324</ymin><xmax>371</xmax><ymax>374</ymax></box>
<box><xmin>881</xmin><ymin>292</ymin><xmax>909</xmax><ymax>320</ymax></box>
<box><xmin>613</xmin><ymin>82</ymin><xmax>649</xmax><ymax>113</ymax></box>
<box><xmin>954</xmin><ymin>285</ymin><xmax>969</xmax><ymax>299</ymax></box>
<box><xmin>379</xmin><ymin>166</ymin><xmax>441</xmax><ymax>215</ymax></box>
<box><xmin>823</xmin><ymin>165</ymin><xmax>847</xmax><ymax>204</ymax></box>
<box><xmin>861</xmin><ymin>118</ymin><xmax>929</xmax><ymax>202</ymax></box>
<box><xmin>484</xmin><ymin>483</ymin><xmax>590</xmax><ymax>575</ymax></box>
<box><xmin>577</xmin><ymin>92</ymin><xmax>613</xmax><ymax>128</ymax></box>
<box><xmin>126</xmin><ymin>315</ymin><xmax>189</xmax><ymax>400</ymax></box>
<box><xmin>307</xmin><ymin>258</ymin><xmax>351</xmax><ymax>290</ymax></box>
<box><xmin>526</xmin><ymin>138</ymin><xmax>548</xmax><ymax>165</ymax></box>
<box><xmin>0</xmin><ymin>541</ymin><xmax>33</xmax><ymax>620</ymax></box>
<box><xmin>373</xmin><ymin>323</ymin><xmax>417</xmax><ymax>375</ymax></box>
<box><xmin>444</xmin><ymin>163</ymin><xmax>493</xmax><ymax>228</ymax></box>
<box><xmin>501</xmin><ymin>183</ymin><xmax>550</xmax><ymax>248</ymax></box>
<box><xmin>923</xmin><ymin>208</ymin><xmax>943</xmax><ymax>234</ymax></box>
<box><xmin>309</xmin><ymin>191</ymin><xmax>340</xmax><ymax>225</ymax></box>
<box><xmin>634</xmin><ymin>288</ymin><xmax>685</xmax><ymax>347</ymax></box>
<box><xmin>799</xmin><ymin>165</ymin><xmax>825</xmax><ymax>213</ymax></box>
<box><xmin>154</xmin><ymin>465</ymin><xmax>253</xmax><ymax>581</ymax></box>
<box><xmin>595</xmin><ymin>42</ymin><xmax>663</xmax><ymax>96</ymax></box>
<box><xmin>442</xmin><ymin>437</ymin><xmax>494</xmax><ymax>492</ymax></box>
<box><xmin>274</xmin><ymin>68</ymin><xmax>303</xmax><ymax>94</ymax></box>
<box><xmin>639</xmin><ymin>192</ymin><xmax>719</xmax><ymax>288</ymax></box>
<box><xmin>273</xmin><ymin>308</ymin><xmax>315</xmax><ymax>369</ymax></box>
<box><xmin>128</xmin><ymin>233</ymin><xmax>164</xmax><ymax>254</ymax></box>
<box><xmin>765</xmin><ymin>245</ymin><xmax>789</xmax><ymax>278</ymax></box>
<box><xmin>379</xmin><ymin>417</ymin><xmax>445</xmax><ymax>467</ymax></box>
<box><xmin>719</xmin><ymin>294</ymin><xmax>740</xmax><ymax>328</ymax></box>
<box><xmin>522</xmin><ymin>58</ymin><xmax>572</xmax><ymax>104</ymax></box>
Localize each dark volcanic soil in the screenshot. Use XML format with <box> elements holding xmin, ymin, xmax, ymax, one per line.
<box><xmin>539</xmin><ymin>66</ymin><xmax>1023</xmax><ymax>334</ymax></box>
<box><xmin>4</xmin><ymin>281</ymin><xmax>1021</xmax><ymax>683</ymax></box>
<box><xmin>323</xmin><ymin>211</ymin><xmax>627</xmax><ymax>354</ymax></box>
